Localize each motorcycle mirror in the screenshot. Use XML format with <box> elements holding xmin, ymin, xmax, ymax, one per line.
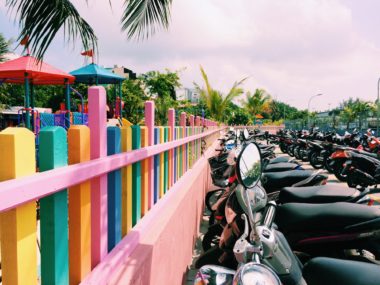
<box><xmin>194</xmin><ymin>265</ymin><xmax>235</xmax><ymax>285</ymax></box>
<box><xmin>236</xmin><ymin>142</ymin><xmax>262</xmax><ymax>188</ymax></box>
<box><xmin>235</xmin><ymin>184</ymin><xmax>267</xmax><ymax>216</ymax></box>
<box><xmin>243</xmin><ymin>128</ymin><xmax>249</xmax><ymax>140</ymax></box>
<box><xmin>237</xmin><ymin>129</ymin><xmax>241</xmax><ymax>138</ymax></box>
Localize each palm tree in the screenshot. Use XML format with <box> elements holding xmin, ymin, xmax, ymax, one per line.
<box><xmin>155</xmin><ymin>95</ymin><xmax>177</xmax><ymax>125</ymax></box>
<box><xmin>328</xmin><ymin>108</ymin><xmax>341</xmax><ymax>129</ymax></box>
<box><xmin>243</xmin><ymin>89</ymin><xmax>271</xmax><ymax>120</ymax></box>
<box><xmin>352</xmin><ymin>100</ymin><xmax>373</xmax><ymax>130</ymax></box>
<box><xmin>6</xmin><ymin>0</ymin><xmax>172</xmax><ymax>59</ymax></box>
<box><xmin>341</xmin><ymin>106</ymin><xmax>356</xmax><ymax>130</ymax></box>
<box><xmin>197</xmin><ymin>66</ymin><xmax>246</xmax><ymax>123</ymax></box>
<box><xmin>0</xmin><ymin>33</ymin><xmax>9</xmax><ymax>62</ymax></box>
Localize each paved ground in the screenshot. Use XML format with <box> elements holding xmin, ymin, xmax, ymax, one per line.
<box><xmin>184</xmin><ymin>145</ymin><xmax>344</xmax><ymax>284</ymax></box>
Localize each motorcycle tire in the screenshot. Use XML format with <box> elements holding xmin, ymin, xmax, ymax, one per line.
<box><xmin>301</xmin><ymin>150</ymin><xmax>309</xmax><ymax>162</ymax></box>
<box><xmin>195</xmin><ymin>246</ymin><xmax>238</xmax><ymax>270</ymax></box>
<box><xmin>205</xmin><ymin>189</ymin><xmax>224</xmax><ymax>213</ymax></box>
<box><xmin>347</xmin><ymin>174</ymin><xmax>358</xmax><ymax>188</ymax></box>
<box><xmin>324</xmin><ymin>157</ymin><xmax>334</xmax><ymax>173</ymax></box>
<box><xmin>309</xmin><ymin>151</ymin><xmax>324</xmax><ymax>169</ymax></box>
<box><xmin>294</xmin><ymin>146</ymin><xmax>301</xmax><ymax>160</ymax></box>
<box><xmin>195</xmin><ymin>246</ymin><xmax>223</xmax><ymax>269</ymax></box>
<box><xmin>333</xmin><ymin>160</ymin><xmax>348</xmax><ymax>182</ymax></box>
<box><xmin>202</xmin><ymin>224</ymin><xmax>223</xmax><ymax>252</ymax></box>
<box><xmin>287</xmin><ymin>145</ymin><xmax>295</xmax><ymax>157</ymax></box>
<box><xmin>280</xmin><ymin>143</ymin><xmax>288</xmax><ymax>154</ymax></box>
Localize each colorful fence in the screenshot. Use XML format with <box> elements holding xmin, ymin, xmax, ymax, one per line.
<box><xmin>0</xmin><ymin>86</ymin><xmax>221</xmax><ymax>285</ymax></box>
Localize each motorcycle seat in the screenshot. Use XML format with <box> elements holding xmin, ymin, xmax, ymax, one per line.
<box><xmin>262</xmin><ymin>170</ymin><xmax>315</xmax><ymax>191</ymax></box>
<box><xmin>303</xmin><ymin>257</ymin><xmax>380</xmax><ymax>285</ymax></box>
<box><xmin>268</xmin><ymin>157</ymin><xmax>290</xmax><ymax>164</ymax></box>
<box><xmin>308</xmin><ymin>141</ymin><xmax>323</xmax><ymax>148</ymax></box>
<box><xmin>275</xmin><ymin>202</ymin><xmax>380</xmax><ymax>232</ymax></box>
<box><xmin>264</xmin><ymin>162</ymin><xmax>300</xmax><ymax>173</ymax></box>
<box><xmin>278</xmin><ymin>184</ymin><xmax>360</xmax><ymax>204</ymax></box>
<box><xmin>354</xmin><ymin>150</ymin><xmax>379</xmax><ymax>160</ymax></box>
<box><xmin>259</xmin><ymin>145</ymin><xmax>275</xmax><ymax>152</ymax></box>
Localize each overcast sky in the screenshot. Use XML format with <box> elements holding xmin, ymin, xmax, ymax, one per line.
<box><xmin>1</xmin><ymin>0</ymin><xmax>380</xmax><ymax>111</ymax></box>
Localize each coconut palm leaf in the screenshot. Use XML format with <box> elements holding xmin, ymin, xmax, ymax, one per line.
<box><xmin>0</xmin><ymin>33</ymin><xmax>9</xmax><ymax>62</ymax></box>
<box><xmin>121</xmin><ymin>0</ymin><xmax>173</xmax><ymax>39</ymax></box>
<box><xmin>198</xmin><ymin>66</ymin><xmax>246</xmax><ymax>122</ymax></box>
<box><xmin>243</xmin><ymin>89</ymin><xmax>271</xmax><ymax>116</ymax></box>
<box><xmin>6</xmin><ymin>0</ymin><xmax>97</xmax><ymax>60</ymax></box>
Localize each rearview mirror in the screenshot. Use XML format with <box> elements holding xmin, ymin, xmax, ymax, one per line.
<box><xmin>243</xmin><ymin>129</ymin><xmax>249</xmax><ymax>140</ymax></box>
<box><xmin>236</xmin><ymin>143</ymin><xmax>262</xmax><ymax>188</ymax></box>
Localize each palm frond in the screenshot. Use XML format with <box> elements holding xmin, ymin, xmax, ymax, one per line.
<box><xmin>199</xmin><ymin>66</ymin><xmax>213</xmax><ymax>98</ymax></box>
<box><xmin>6</xmin><ymin>0</ymin><xmax>97</xmax><ymax>60</ymax></box>
<box><xmin>0</xmin><ymin>33</ymin><xmax>9</xmax><ymax>62</ymax></box>
<box><xmin>121</xmin><ymin>0</ymin><xmax>172</xmax><ymax>40</ymax></box>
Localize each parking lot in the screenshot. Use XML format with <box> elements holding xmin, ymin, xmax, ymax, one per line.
<box><xmin>184</xmin><ymin>145</ymin><xmax>350</xmax><ymax>284</ymax></box>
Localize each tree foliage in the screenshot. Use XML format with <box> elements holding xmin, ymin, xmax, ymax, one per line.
<box><xmin>108</xmin><ymin>79</ymin><xmax>148</xmax><ymax>125</ymax></box>
<box><xmin>121</xmin><ymin>0</ymin><xmax>173</xmax><ymax>40</ymax></box>
<box><xmin>197</xmin><ymin>66</ymin><xmax>245</xmax><ymax>123</ymax></box>
<box><xmin>5</xmin><ymin>0</ymin><xmax>173</xmax><ymax>60</ymax></box>
<box><xmin>226</xmin><ymin>103</ymin><xmax>250</xmax><ymax>125</ymax></box>
<box><xmin>243</xmin><ymin>89</ymin><xmax>271</xmax><ymax>117</ymax></box>
<box><xmin>142</xmin><ymin>69</ymin><xmax>181</xmax><ymax>100</ymax></box>
<box><xmin>0</xmin><ymin>33</ymin><xmax>9</xmax><ymax>62</ymax></box>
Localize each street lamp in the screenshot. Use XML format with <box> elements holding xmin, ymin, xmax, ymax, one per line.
<box><xmin>307</xmin><ymin>93</ymin><xmax>323</xmax><ymax>129</ymax></box>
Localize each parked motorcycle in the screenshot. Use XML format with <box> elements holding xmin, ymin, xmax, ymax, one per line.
<box><xmin>195</xmin><ymin>142</ymin><xmax>380</xmax><ymax>285</ymax></box>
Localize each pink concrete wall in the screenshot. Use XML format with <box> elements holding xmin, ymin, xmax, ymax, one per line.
<box><xmin>81</xmin><ymin>139</ymin><xmax>219</xmax><ymax>285</ymax></box>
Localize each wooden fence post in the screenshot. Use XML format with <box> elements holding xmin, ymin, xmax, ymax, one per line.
<box><xmin>144</xmin><ymin>101</ymin><xmax>155</xmax><ymax>209</ymax></box>
<box><xmin>107</xmin><ymin>126</ymin><xmax>122</xmax><ymax>251</ymax></box>
<box><xmin>120</xmin><ymin>126</ymin><xmax>133</xmax><ymax>235</ymax></box>
<box><xmin>39</xmin><ymin>126</ymin><xmax>69</xmax><ymax>285</ymax></box>
<box><xmin>190</xmin><ymin>115</ymin><xmax>195</xmax><ymax>168</ymax></box>
<box><xmin>159</xmin><ymin>127</ymin><xmax>165</xmax><ymax>198</ymax></box>
<box><xmin>132</xmin><ymin>126</ymin><xmax>141</xmax><ymax>225</ymax></box>
<box><xmin>154</xmin><ymin>128</ymin><xmax>160</xmax><ymax>203</ymax></box>
<box><xmin>164</xmin><ymin>127</ymin><xmax>169</xmax><ymax>193</ymax></box>
<box><xmin>0</xmin><ymin>128</ymin><xmax>37</xmax><ymax>285</ymax></box>
<box><xmin>68</xmin><ymin>125</ymin><xmax>91</xmax><ymax>285</ymax></box>
<box><xmin>180</xmin><ymin>112</ymin><xmax>186</xmax><ymax>174</ymax></box>
<box><xmin>168</xmin><ymin>108</ymin><xmax>175</xmax><ymax>187</ymax></box>
<box><xmin>88</xmin><ymin>86</ymin><xmax>108</xmax><ymax>268</ymax></box>
<box><xmin>140</xmin><ymin>126</ymin><xmax>149</xmax><ymax>216</ymax></box>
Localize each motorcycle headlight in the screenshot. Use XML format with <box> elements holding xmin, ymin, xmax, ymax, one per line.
<box><xmin>233</xmin><ymin>263</ymin><xmax>281</xmax><ymax>285</ymax></box>
<box><xmin>194</xmin><ymin>265</ymin><xmax>235</xmax><ymax>285</ymax></box>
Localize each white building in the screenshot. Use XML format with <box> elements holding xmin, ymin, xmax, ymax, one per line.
<box><xmin>175</xmin><ymin>88</ymin><xmax>200</xmax><ymax>103</ymax></box>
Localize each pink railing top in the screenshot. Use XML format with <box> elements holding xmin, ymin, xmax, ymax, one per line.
<box><xmin>0</xmin><ymin>128</ymin><xmax>221</xmax><ymax>212</ymax></box>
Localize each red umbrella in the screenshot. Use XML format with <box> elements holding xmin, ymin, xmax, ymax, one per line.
<box><xmin>0</xmin><ymin>55</ymin><xmax>75</xmax><ymax>129</ymax></box>
<box><xmin>0</xmin><ymin>55</ymin><xmax>74</xmax><ymax>85</ymax></box>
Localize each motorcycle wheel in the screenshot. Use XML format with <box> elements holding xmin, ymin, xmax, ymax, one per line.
<box><xmin>205</xmin><ymin>189</ymin><xmax>224</xmax><ymax>213</ymax></box>
<box><xmin>195</xmin><ymin>246</ymin><xmax>223</xmax><ymax>269</ymax></box>
<box><xmin>309</xmin><ymin>151</ymin><xmax>324</xmax><ymax>169</ymax></box>
<box><xmin>294</xmin><ymin>146</ymin><xmax>301</xmax><ymax>160</ymax></box>
<box><xmin>333</xmin><ymin>160</ymin><xmax>348</xmax><ymax>182</ymax></box>
<box><xmin>347</xmin><ymin>174</ymin><xmax>358</xmax><ymax>188</ymax></box>
<box><xmin>280</xmin><ymin>143</ymin><xmax>288</xmax><ymax>153</ymax></box>
<box><xmin>301</xmin><ymin>149</ymin><xmax>309</xmax><ymax>162</ymax></box>
<box><xmin>324</xmin><ymin>157</ymin><xmax>334</xmax><ymax>173</ymax></box>
<box><xmin>202</xmin><ymin>224</ymin><xmax>223</xmax><ymax>252</ymax></box>
<box><xmin>195</xmin><ymin>246</ymin><xmax>238</xmax><ymax>269</ymax></box>
<box><xmin>287</xmin><ymin>145</ymin><xmax>295</xmax><ymax>157</ymax></box>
